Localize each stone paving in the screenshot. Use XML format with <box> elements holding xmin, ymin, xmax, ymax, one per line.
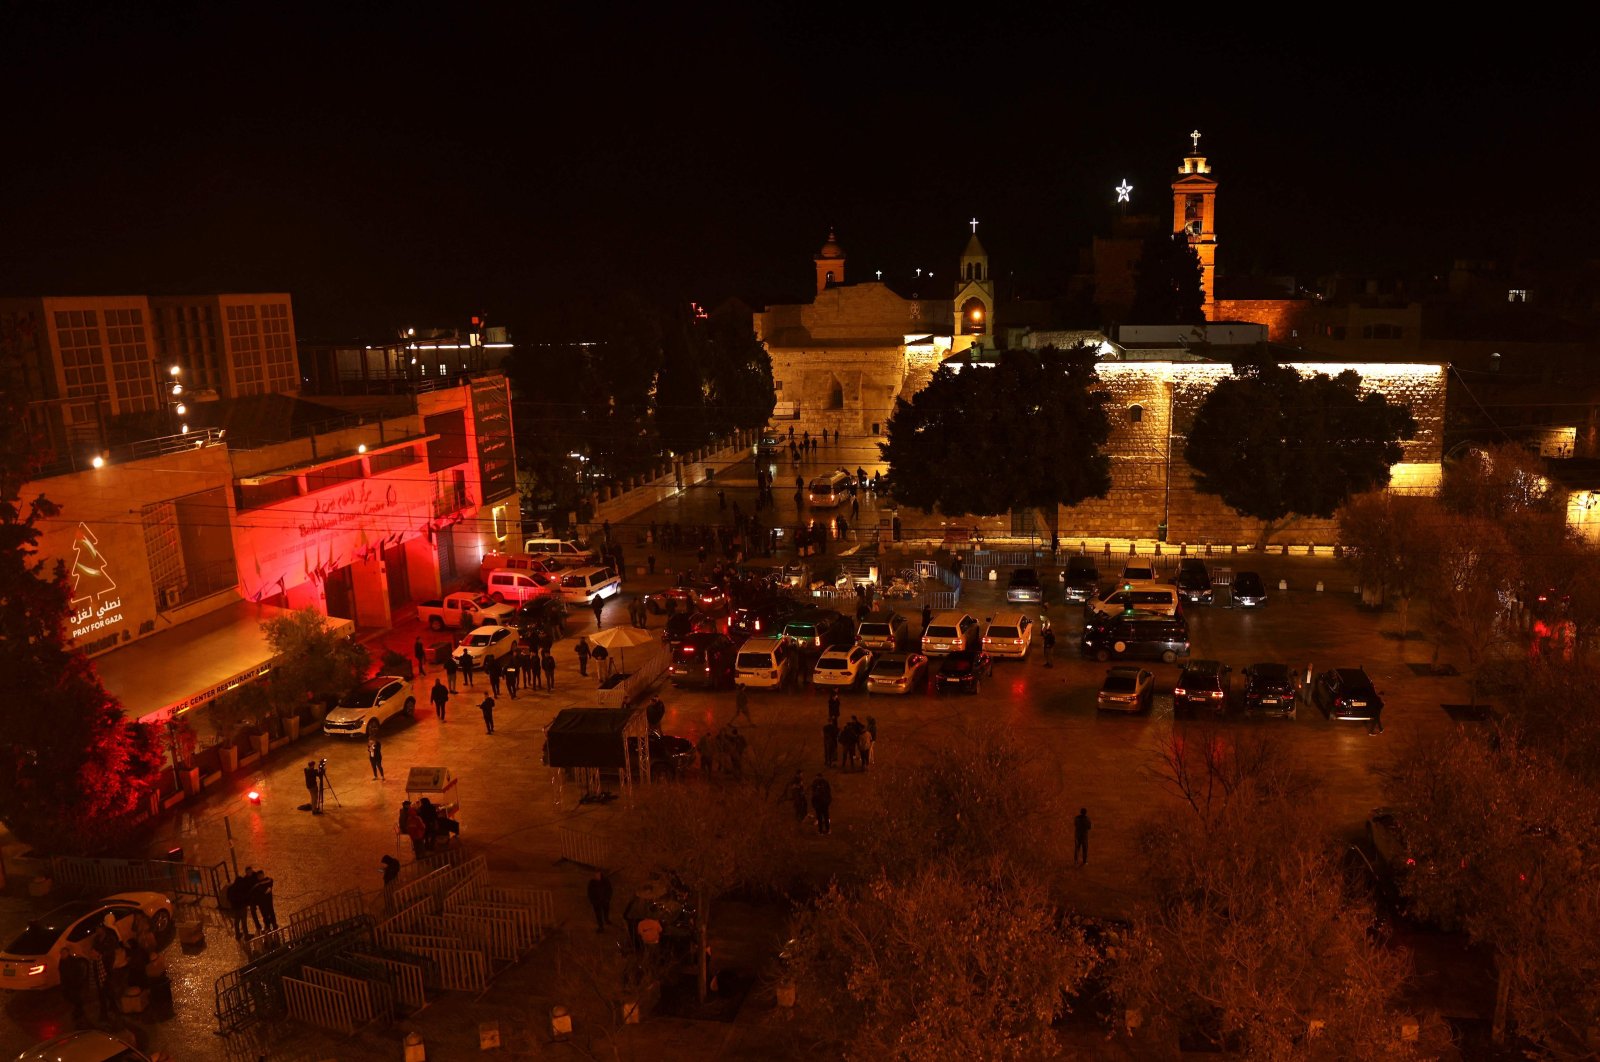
<box><xmin>0</xmin><ymin>445</ymin><xmax>1493</xmax><ymax>1059</ymax></box>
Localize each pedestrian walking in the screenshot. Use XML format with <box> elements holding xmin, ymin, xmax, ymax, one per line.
<box><xmin>1073</xmin><ymin>808</ymin><xmax>1092</xmax><ymax>866</ymax></box>
<box><xmin>827</xmin><ymin>688</ymin><xmax>841</xmax><ymax>724</ymax></box>
<box><xmin>58</xmin><ymin>949</ymin><xmax>93</xmax><ymax>1025</ymax></box>
<box><xmin>542</xmin><ymin>649</ymin><xmax>556</xmax><ymax>691</ymax></box>
<box><xmin>587</xmin><ymin>870</ymin><xmax>614</xmax><ymax>931</ymax></box>
<box><xmin>921</xmin><ymin>602</ymin><xmax>932</xmax><ymax>632</ymax></box>
<box><xmin>521</xmin><ymin>641</ymin><xmax>539</xmax><ymax>687</ymax></box>
<box><xmin>367</xmin><ymin>735</ymin><xmax>384</xmax><ymax>780</ymax></box>
<box><xmin>430</xmin><ymin>678</ymin><xmax>448</xmax><ymax>721</ymax></box>
<box><xmin>505</xmin><ymin>653</ymin><xmax>519</xmax><ymax>699</ymax></box>
<box><xmin>647</xmin><ymin>552</ymin><xmax>656</xmax><ymax>575</ymax></box>
<box><xmin>1367</xmin><ymin>700</ymin><xmax>1385</xmax><ymax>736</ymax></box>
<box><xmin>592</xmin><ymin>596</ymin><xmax>606</xmax><ymax>628</ymax></box>
<box><xmin>459</xmin><ymin>649</ymin><xmax>476</xmax><ymax>688</ymax></box>
<box><xmin>444</xmin><ymin>651</ymin><xmax>458</xmax><ymax>693</ymax></box>
<box><xmin>810</xmin><ymin>774</ymin><xmax>832</xmax><ymax>835</ymax></box>
<box><xmin>249</xmin><ymin>868</ymin><xmax>278</xmax><ymax>931</ymax></box>
<box><xmin>479</xmin><ymin>694</ymin><xmax>495</xmax><ymax>734</ymax></box>
<box><xmin>823</xmin><ymin>719</ymin><xmax>838</xmax><ymax>767</ymax></box>
<box><xmin>413</xmin><ymin>636</ymin><xmax>428</xmax><ymax>677</ymax></box>
<box><xmin>486</xmin><ymin>654</ymin><xmax>503</xmax><ymax>697</ymax></box>
<box><xmin>733</xmin><ymin>685</ymin><xmax>751</xmax><ymax>724</ymax></box>
<box><xmin>1043</xmin><ymin>626</ymin><xmax>1056</xmax><ymax>667</ymax></box>
<box><xmin>788</xmin><ymin>771</ymin><xmax>809</xmax><ymax>822</ymax></box>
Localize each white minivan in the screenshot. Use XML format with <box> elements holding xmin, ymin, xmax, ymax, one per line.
<box><xmin>735</xmin><ymin>637</ymin><xmax>798</xmax><ymax>690</ymax></box>
<box><xmin>1088</xmin><ymin>581</ymin><xmax>1181</xmax><ymax>619</ymax></box>
<box><xmin>560</xmin><ymin>566</ymin><xmax>622</xmax><ymax>605</ymax></box>
<box><xmin>922</xmin><ymin>611</ymin><xmax>980</xmax><ymax>656</ymax></box>
<box><xmin>526</xmin><ymin>537</ymin><xmax>597</xmax><ymax>563</ymax></box>
<box><xmin>806</xmin><ymin>470</ymin><xmax>852</xmax><ymax>508</ymax></box>
<box><xmin>485</xmin><ymin>568</ymin><xmax>558</xmax><ymax>604</ymax></box>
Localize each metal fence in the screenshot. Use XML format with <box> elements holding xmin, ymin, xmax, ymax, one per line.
<box><xmin>558</xmin><ymin>826</ymin><xmax>611</xmax><ymax>869</ymax></box>
<box><xmin>50</xmin><ymin>854</ymin><xmax>227</xmax><ymax>905</ymax></box>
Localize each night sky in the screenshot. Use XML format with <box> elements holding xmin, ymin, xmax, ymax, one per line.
<box><xmin>2</xmin><ymin>5</ymin><xmax>1591</xmax><ymax>337</ymax></box>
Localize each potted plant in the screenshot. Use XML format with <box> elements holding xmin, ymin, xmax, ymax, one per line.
<box><xmin>380</xmin><ymin>647</ymin><xmax>416</xmax><ymax>681</ymax></box>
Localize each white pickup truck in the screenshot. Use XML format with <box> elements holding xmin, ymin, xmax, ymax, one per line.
<box><xmin>416</xmin><ymin>592</ymin><xmax>514</xmax><ymax>631</ymax></box>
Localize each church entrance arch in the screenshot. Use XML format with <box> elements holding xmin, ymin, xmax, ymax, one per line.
<box><xmin>960</xmin><ymin>297</ymin><xmax>988</xmax><ymax>335</ymax></box>
<box><xmin>827</xmin><ymin>377</ymin><xmax>845</xmax><ymax>410</ymax></box>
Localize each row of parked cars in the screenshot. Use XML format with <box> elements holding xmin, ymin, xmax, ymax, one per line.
<box><xmin>1095</xmin><ymin>660</ymin><xmax>1385</xmax><ymax>721</ymax></box>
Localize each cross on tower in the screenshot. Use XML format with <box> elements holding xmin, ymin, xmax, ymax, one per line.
<box><xmin>1190</xmin><ymin>129</ymin><xmax>1202</xmax><ymax>151</ymax></box>
<box><xmin>969</xmin><ymin>217</ymin><xmax>979</xmax><ymax>234</ymax></box>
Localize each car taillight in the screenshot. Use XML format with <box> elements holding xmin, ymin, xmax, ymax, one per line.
<box><xmin>27</xmin><ymin>963</ymin><xmax>46</xmax><ymax>975</ymax></box>
<box><xmin>1406</xmin><ymin>857</ymin><xmax>1417</xmax><ymax>866</ymax></box>
<box><xmin>1210</xmin><ymin>691</ymin><xmax>1223</xmax><ymax>698</ymax></box>
<box><xmin>1173</xmin><ymin>687</ymin><xmax>1186</xmax><ymax>696</ymax></box>
<box><xmin>683</xmin><ymin>647</ymin><xmax>696</xmax><ymax>654</ymax></box>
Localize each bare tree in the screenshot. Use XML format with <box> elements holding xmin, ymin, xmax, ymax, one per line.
<box><xmin>1440</xmin><ymin>442</ymin><xmax>1554</xmax><ymax>522</ymax></box>
<box><xmin>1337</xmin><ymin>490</ymin><xmax>1441</xmax><ymax>636</ymax></box>
<box><xmin>1425</xmin><ymin>512</ymin><xmax>1520</xmax><ymax>702</ymax></box>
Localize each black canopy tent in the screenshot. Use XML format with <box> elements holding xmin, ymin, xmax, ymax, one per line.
<box><xmin>545</xmin><ymin>706</ymin><xmax>651</xmax><ymax>800</ymax></box>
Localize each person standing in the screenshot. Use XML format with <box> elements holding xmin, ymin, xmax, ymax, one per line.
<box><xmin>733</xmin><ymin>685</ymin><xmax>751</xmax><ymax>724</ymax></box>
<box><xmin>430</xmin><ymin>678</ymin><xmax>449</xmax><ymax>722</ymax></box>
<box><xmin>522</xmin><ymin>639</ymin><xmax>539</xmax><ymax>688</ymax></box>
<box><xmin>90</xmin><ymin>917</ymin><xmax>120</xmax><ymax>1017</ymax></box>
<box><xmin>587</xmin><ymin>870</ymin><xmax>613</xmax><ymax>932</ymax></box>
<box><xmin>241</xmin><ymin>865</ymin><xmax>265</xmax><ymax>935</ymax></box>
<box><xmin>459</xmin><ymin>649</ymin><xmax>476</xmax><ymax>688</ymax></box>
<box><xmin>592</xmin><ymin>596</ymin><xmax>606</xmax><ymax>629</ymax></box>
<box><xmin>479</xmin><ymin>694</ymin><xmax>496</xmax><ymax>735</ymax></box>
<box><xmin>1073</xmin><ymin>808</ymin><xmax>1092</xmax><ymax>866</ymax></box>
<box><xmin>504</xmin><ymin>653</ymin><xmax>519</xmax><ymax>700</ymax></box>
<box><xmin>443</xmin><ymin>651</ymin><xmax>458</xmax><ymax>693</ymax></box>
<box><xmin>249</xmin><ymin>868</ymin><xmax>278</xmax><ymax>931</ymax></box>
<box><xmin>788</xmin><ymin>771</ymin><xmax>808</xmax><ymax>823</ymax></box>
<box><xmin>838</xmin><ymin>720</ymin><xmax>859</xmax><ymax>770</ymax></box>
<box><xmin>58</xmin><ymin>949</ymin><xmax>93</xmax><ymax>1025</ymax></box>
<box><xmin>827</xmin><ymin>688</ymin><xmax>841</xmax><ymax>726</ymax></box>
<box><xmin>1042</xmin><ymin>626</ymin><xmax>1056</xmax><ymax>668</ymax></box>
<box><xmin>541</xmin><ymin>649</ymin><xmax>557</xmax><ymax>692</ymax></box>
<box><xmin>858</xmin><ymin>724</ymin><xmax>874</xmax><ymax>770</ymax></box>
<box><xmin>413</xmin><ymin>636</ymin><xmax>428</xmax><ymax>677</ymax></box>
<box><xmin>810</xmin><ymin>774</ymin><xmax>832</xmax><ymax>835</ymax></box>
<box><xmin>647</xmin><ymin>552</ymin><xmax>656</xmax><ymax>575</ymax></box>
<box><xmin>921</xmin><ymin>602</ymin><xmax>932</xmax><ymax>633</ymax></box>
<box><xmin>381</xmin><ymin>854</ymin><xmax>401</xmax><ymax>888</ymax></box>
<box><xmin>225</xmin><ymin>872</ymin><xmax>253</xmax><ymax>939</ymax></box>
<box><xmin>303</xmin><ymin>759</ymin><xmax>321</xmax><ymax>812</ymax></box>
<box><xmin>367</xmin><ymin>736</ymin><xmax>384</xmax><ymax>780</ymax></box>
<box><xmin>1367</xmin><ymin>700</ymin><xmax>1385</xmax><ymax>736</ymax></box>
<box><xmin>486</xmin><ymin>654</ymin><xmax>503</xmax><ymax>697</ymax></box>
<box><xmin>822</xmin><ymin>719</ymin><xmax>838</xmax><ymax>767</ymax></box>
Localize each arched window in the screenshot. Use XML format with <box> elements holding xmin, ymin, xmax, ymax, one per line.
<box><xmin>827</xmin><ymin>379</ymin><xmax>845</xmax><ymax>409</ymax></box>
<box><xmin>974</xmin><ymin>263</ymin><xmax>982</xmax><ymax>281</ymax></box>
<box><xmin>1128</xmin><ymin>404</ymin><xmax>1144</xmax><ymax>424</ymax></box>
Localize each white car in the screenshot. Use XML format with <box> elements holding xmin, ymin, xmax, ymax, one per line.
<box><xmin>456</xmin><ymin>625</ymin><xmax>516</xmax><ymax>668</ymax></box>
<box><xmin>812</xmin><ymin>645</ymin><xmax>874</xmax><ymax>687</ymax></box>
<box><xmin>321</xmin><ymin>675</ymin><xmax>412</xmax><ymax>737</ymax></box>
<box><xmin>15</xmin><ymin>1032</ymin><xmax>153</xmax><ymax>1062</ymax></box>
<box><xmin>1</xmin><ymin>892</ymin><xmax>173</xmax><ymax>991</ymax></box>
<box><xmin>1087</xmin><ymin>581</ymin><xmax>1180</xmax><ymax>619</ymax></box>
<box><xmin>981</xmin><ymin>613</ymin><xmax>1034</xmax><ymax>658</ymax></box>
<box><xmin>1119</xmin><ymin>563</ymin><xmax>1157</xmax><ymax>583</ymax></box>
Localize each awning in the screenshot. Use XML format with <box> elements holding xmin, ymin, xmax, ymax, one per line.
<box><xmin>92</xmin><ymin>600</ymin><xmax>355</xmax><ymax>721</ymax></box>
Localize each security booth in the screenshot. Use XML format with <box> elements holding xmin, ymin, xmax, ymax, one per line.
<box><xmin>544</xmin><ymin>707</ymin><xmax>652</xmax><ymax>803</ymax></box>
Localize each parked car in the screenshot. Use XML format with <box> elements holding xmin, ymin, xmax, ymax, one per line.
<box><xmin>1233</xmin><ymin>571</ymin><xmax>1268</xmax><ymax>608</ymax></box>
<box><xmin>559</xmin><ymin>566</ymin><xmax>622</xmax><ymax>605</ymax></box>
<box><xmin>477</xmin><ymin>551</ymin><xmax>567</xmax><ymax>585</ymax></box>
<box><xmin>511</xmin><ymin>595</ymin><xmax>569</xmax><ymax>633</ymax></box>
<box><xmin>855</xmin><ymin>611</ymin><xmax>911</xmax><ymax>652</ymax></box>
<box><xmin>322</xmin><ymin>675</ymin><xmax>412</xmax><ymax>737</ymax></box>
<box><xmin>782</xmin><ymin>609</ymin><xmax>851</xmax><ymax>652</ymax></box>
<box><xmin>1312</xmin><ymin>667</ymin><xmax>1384</xmax><ymax>721</ymax></box>
<box><xmin>812</xmin><ymin>644</ymin><xmax>874</xmax><ymax>687</ymax></box>
<box><xmin>417</xmin><ymin>591</ymin><xmax>514</xmax><ymax>631</ymax></box>
<box><xmin>935</xmin><ymin>649</ymin><xmax>992</xmax><ymax>694</ymax></box>
<box><xmin>650</xmin><ymin>581</ymin><xmax>728</xmax><ymax>615</ymax></box>
<box><xmin>455</xmin><ymin>625</ymin><xmax>516</xmax><ymax>668</ymax></box>
<box><xmin>1061</xmin><ymin>557</ymin><xmax>1102</xmax><ymax>603</ymax></box>
<box><xmin>524</xmin><ymin>537</ymin><xmax>597</xmax><ymax>563</ymax></box>
<box><xmin>1005</xmin><ymin>567</ymin><xmax>1044</xmax><ymax>603</ymax></box>
<box><xmin>1119</xmin><ymin>563</ymin><xmax>1157</xmax><ymax>583</ymax></box>
<box><xmin>14</xmin><ymin>1032</ymin><xmax>154</xmax><ymax>1061</ymax></box>
<box><xmin>1097</xmin><ymin>666</ymin><xmax>1154</xmax><ymax>712</ymax></box>
<box><xmin>730</xmin><ymin>595</ymin><xmax>800</xmax><ymax>640</ymax></box>
<box><xmin>1087</xmin><ymin>582</ymin><xmax>1181</xmax><ymax>619</ymax></box>
<box><xmin>867</xmin><ymin>652</ymin><xmax>928</xmax><ymax>695</ymax></box>
<box><xmin>1174</xmin><ymin>559</ymin><xmax>1213</xmax><ymax>605</ymax></box>
<box><xmin>669</xmin><ymin>633</ymin><xmax>737</xmax><ymax>689</ymax></box>
<box><xmin>921</xmin><ymin>611</ymin><xmax>980</xmax><ymax>656</ymax></box>
<box><xmin>1081</xmin><ymin>611</ymin><xmax>1190</xmax><ymax>663</ymax></box>
<box><xmin>1173</xmin><ymin>659</ymin><xmax>1231</xmax><ymax>715</ymax></box>
<box><xmin>649</xmin><ymin>730</ymin><xmax>696</xmax><ymax>778</ymax></box>
<box><xmin>1</xmin><ymin>892</ymin><xmax>174</xmax><ymax>991</ymax></box>
<box><xmin>734</xmin><ymin>637</ymin><xmax>800</xmax><ymax>690</ymax></box>
<box><xmin>980</xmin><ymin>612</ymin><xmax>1034</xmax><ymax>658</ymax></box>
<box><xmin>484</xmin><ymin>568</ymin><xmax>559</xmax><ymax>605</ymax></box>
<box><xmin>1242</xmin><ymin>662</ymin><xmax>1298</xmax><ymax>717</ymax></box>
<box><xmin>662</xmin><ymin>611</ymin><xmax>717</xmax><ymax>650</ymax></box>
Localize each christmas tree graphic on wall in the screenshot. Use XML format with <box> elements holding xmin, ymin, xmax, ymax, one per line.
<box><xmin>70</xmin><ymin>522</ymin><xmax>117</xmax><ymax>606</ymax></box>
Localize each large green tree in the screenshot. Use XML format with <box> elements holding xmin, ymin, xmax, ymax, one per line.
<box><xmin>1130</xmin><ymin>232</ymin><xmax>1205</xmax><ymax>324</ymax></box>
<box><xmin>652</xmin><ymin>306</ymin><xmax>708</xmax><ymax>455</ymax></box>
<box><xmin>0</xmin><ymin>349</ymin><xmax>162</xmax><ymax>852</ymax></box>
<box><xmin>1185</xmin><ymin>361</ymin><xmax>1416</xmax><ymax>548</ymax></box>
<box><xmin>880</xmin><ymin>344</ymin><xmax>1111</xmax><ymax>533</ymax></box>
<box><xmin>700</xmin><ymin>307</ymin><xmax>775</xmax><ymax>435</ymax></box>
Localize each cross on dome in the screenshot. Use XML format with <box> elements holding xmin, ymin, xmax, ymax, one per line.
<box><xmin>969</xmin><ymin>217</ymin><xmax>979</xmax><ymax>233</ymax></box>
<box><xmin>1191</xmin><ymin>129</ymin><xmax>1202</xmax><ymax>151</ymax></box>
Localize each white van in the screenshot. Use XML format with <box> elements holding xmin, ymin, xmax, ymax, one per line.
<box><xmin>525</xmin><ymin>537</ymin><xmax>597</xmax><ymax>563</ymax></box>
<box><xmin>560</xmin><ymin>566</ymin><xmax>622</xmax><ymax>605</ymax></box>
<box><xmin>807</xmin><ymin>470</ymin><xmax>852</xmax><ymax>508</ymax></box>
<box><xmin>735</xmin><ymin>637</ymin><xmax>798</xmax><ymax>690</ymax></box>
<box><xmin>485</xmin><ymin>568</ymin><xmax>558</xmax><ymax>604</ymax></box>
<box><xmin>478</xmin><ymin>551</ymin><xmax>566</xmax><ymax>584</ymax></box>
<box><xmin>922</xmin><ymin>611</ymin><xmax>980</xmax><ymax>656</ymax></box>
<box><xmin>981</xmin><ymin>612</ymin><xmax>1034</xmax><ymax>658</ymax></box>
<box><xmin>1088</xmin><ymin>581</ymin><xmax>1181</xmax><ymax>619</ymax></box>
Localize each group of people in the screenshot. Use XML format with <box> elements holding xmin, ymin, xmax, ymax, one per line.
<box><xmin>224</xmin><ymin>866</ymin><xmax>278</xmax><ymax>939</ymax></box>
<box><xmin>57</xmin><ymin>909</ymin><xmax>170</xmax><ymax>1026</ymax></box>
<box><xmin>822</xmin><ymin>709</ymin><xmax>876</xmax><ymax>770</ymax></box>
<box><xmin>398</xmin><ymin>797</ymin><xmax>458</xmax><ymax>856</ymax></box>
<box><xmin>695</xmin><ymin>724</ymin><xmax>748</xmax><ymax>778</ymax></box>
<box><xmin>786</xmin><ymin>770</ymin><xmax>835</xmax><ymax>835</ymax></box>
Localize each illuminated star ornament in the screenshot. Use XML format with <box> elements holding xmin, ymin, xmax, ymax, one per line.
<box><xmin>1115</xmin><ymin>180</ymin><xmax>1132</xmax><ymax>203</ymax></box>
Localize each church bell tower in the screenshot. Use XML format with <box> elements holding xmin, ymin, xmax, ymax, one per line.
<box><xmin>1171</xmin><ymin>131</ymin><xmax>1218</xmax><ymax>319</ymax></box>
<box><xmin>952</xmin><ymin>220</ymin><xmax>995</xmax><ymax>342</ymax></box>
<box><xmin>814</xmin><ymin>229</ymin><xmax>846</xmax><ymax>294</ymax></box>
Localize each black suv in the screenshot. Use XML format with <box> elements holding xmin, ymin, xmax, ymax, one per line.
<box><xmin>669</xmin><ymin>633</ymin><xmax>737</xmax><ymax>689</ymax></box>
<box><xmin>1175</xmin><ymin>559</ymin><xmax>1212</xmax><ymax>606</ymax></box>
<box><xmin>662</xmin><ymin>610</ymin><xmax>716</xmax><ymax>651</ymax></box>
<box><xmin>730</xmin><ymin>594</ymin><xmax>800</xmax><ymax>640</ymax></box>
<box><xmin>1173</xmin><ymin>659</ymin><xmax>1231</xmax><ymax>715</ymax></box>
<box><xmin>1243</xmin><ymin>662</ymin><xmax>1298</xmax><ymax>717</ymax></box>
<box><xmin>934</xmin><ymin>649</ymin><xmax>991</xmax><ymax>694</ymax></box>
<box><xmin>783</xmin><ymin>609</ymin><xmax>853</xmax><ymax>652</ymax></box>
<box><xmin>1312</xmin><ymin>667</ymin><xmax>1383</xmax><ymax>721</ymax></box>
<box><xmin>1062</xmin><ymin>556</ymin><xmax>1102</xmax><ymax>603</ymax></box>
<box><xmin>1080</xmin><ymin>611</ymin><xmax>1190</xmax><ymax>663</ymax></box>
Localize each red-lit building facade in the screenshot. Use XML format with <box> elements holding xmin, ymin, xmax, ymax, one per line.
<box><xmin>24</xmin><ymin>371</ymin><xmax>520</xmax><ymax>722</ymax></box>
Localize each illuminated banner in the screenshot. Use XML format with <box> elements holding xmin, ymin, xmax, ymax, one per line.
<box><xmin>471</xmin><ymin>375</ymin><xmax>516</xmax><ymax>503</ymax></box>
<box><xmin>67</xmin><ymin>522</ymin><xmax>125</xmax><ymax>641</ymax></box>
<box><xmin>233</xmin><ymin>468</ymin><xmax>439</xmax><ymax>603</ymax></box>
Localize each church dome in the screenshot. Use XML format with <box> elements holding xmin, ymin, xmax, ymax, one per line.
<box><xmin>816</xmin><ymin>228</ymin><xmax>844</xmax><ymax>259</ymax></box>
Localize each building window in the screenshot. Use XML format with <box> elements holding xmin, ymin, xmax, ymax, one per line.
<box><xmin>226</xmin><ymin>304</ymin><xmax>264</xmax><ymax>394</ymax></box>
<box><xmin>1128</xmin><ymin>404</ymin><xmax>1144</xmax><ymax>424</ymax></box>
<box><xmin>1508</xmin><ymin>289</ymin><xmax>1528</xmax><ymax>303</ymax></box>
<box><xmin>143</xmin><ymin>487</ymin><xmax>238</xmax><ymax>611</ymax></box>
<box><xmin>54</xmin><ymin>309</ymin><xmax>109</xmax><ymax>400</ymax></box>
<box><xmin>828</xmin><ymin>379</ymin><xmax>844</xmax><ymax>410</ymax></box>
<box><xmin>1361</xmin><ymin>323</ymin><xmax>1403</xmax><ymax>340</ymax></box>
<box><xmin>1321</xmin><ymin>324</ymin><xmax>1347</xmax><ymax>340</ymax></box>
<box><xmin>304</xmin><ymin>458</ymin><xmax>364</xmax><ymax>495</ymax></box>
